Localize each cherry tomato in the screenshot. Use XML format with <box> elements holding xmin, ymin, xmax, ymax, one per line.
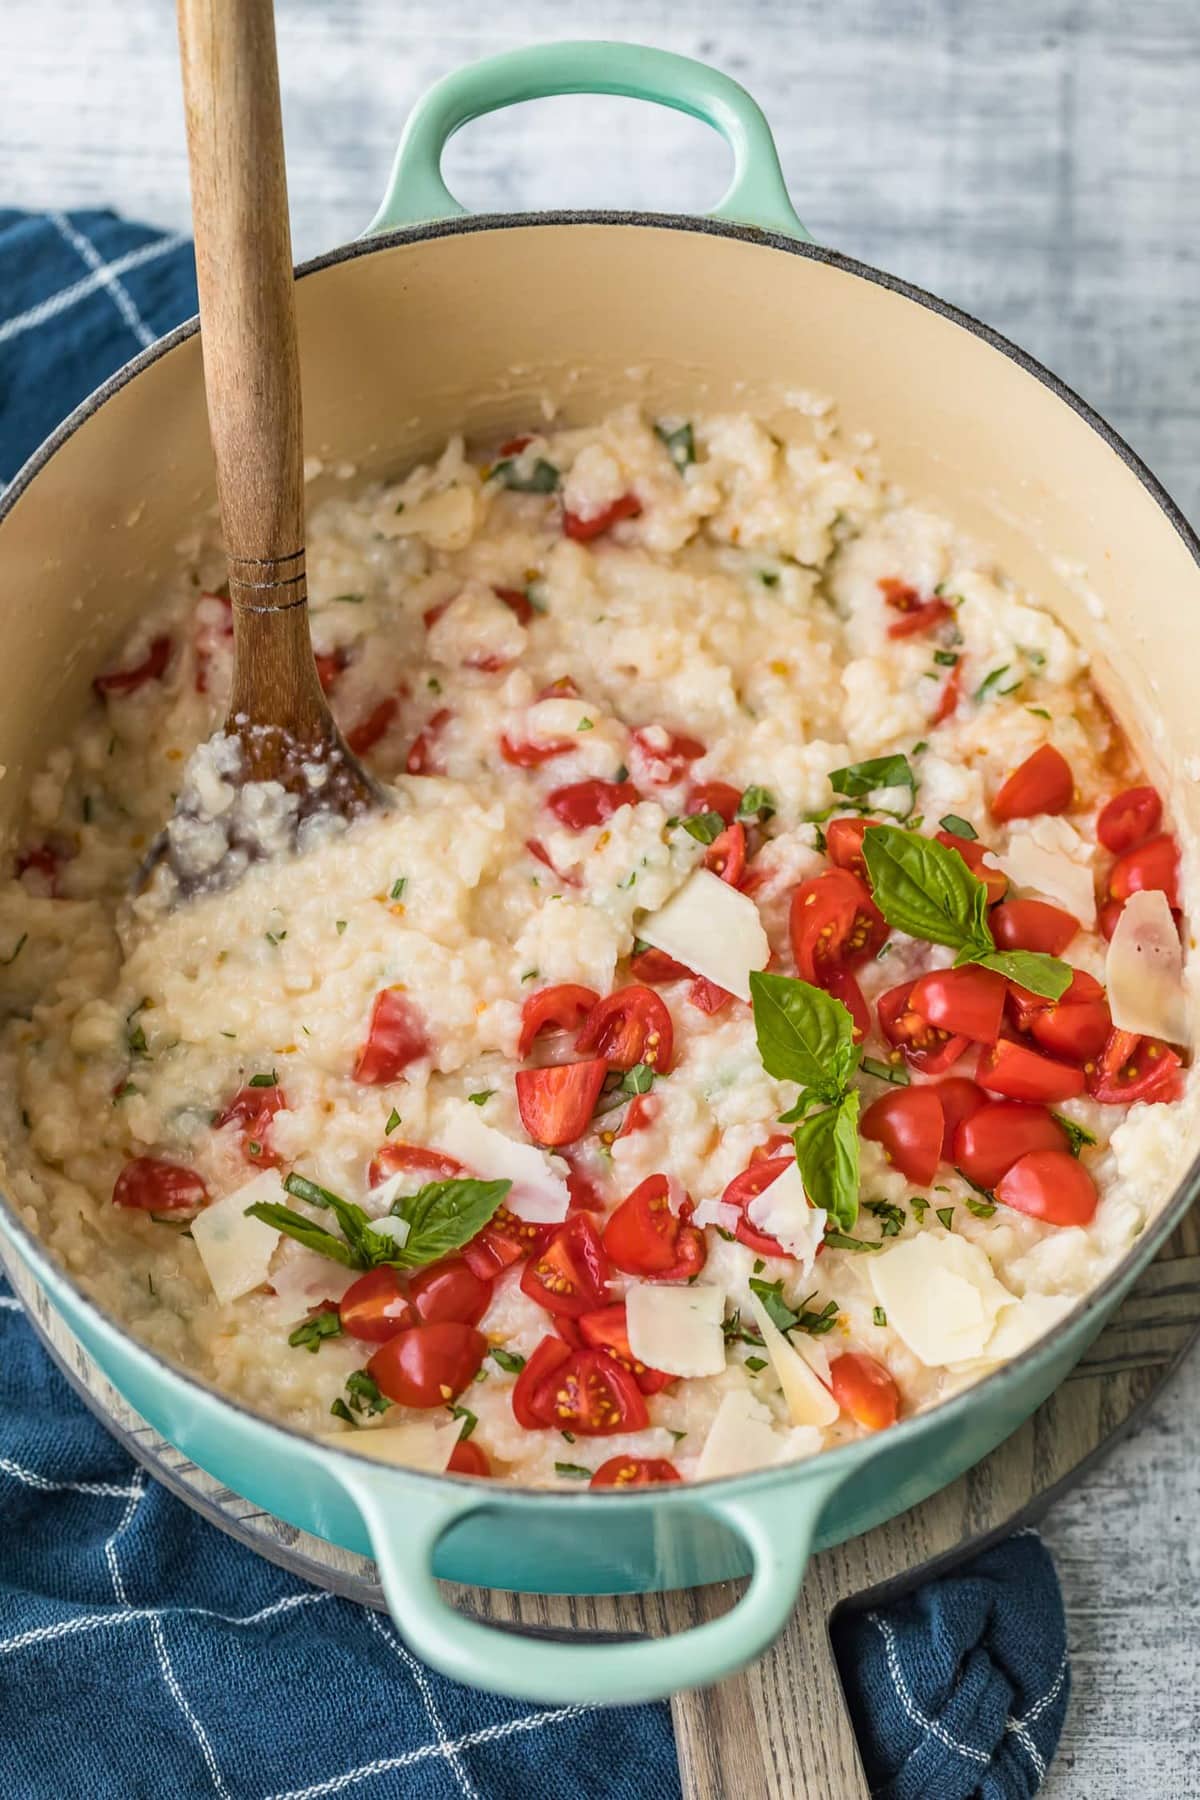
<box><xmin>1086</xmin><ymin>1028</ymin><xmax>1183</xmax><ymax>1105</ymax></box>
<box><xmin>193</xmin><ymin>591</ymin><xmax>233</xmax><ymax>694</ymax></box>
<box><xmin>112</xmin><ymin>1157</ymin><xmax>207</xmax><ymax>1214</ymax></box>
<box><xmin>790</xmin><ymin>868</ymin><xmax>888</xmax><ymax>985</ymax></box>
<box><xmin>687</xmin><ymin>781</ymin><xmax>742</xmax><ymax>825</ymax></box>
<box><xmin>339</xmin><ymin>1267</ymin><xmax>414</xmax><ymax>1343</ymax></box>
<box><xmin>930</xmin><ymin>1076</ymin><xmax>986</xmax><ymax>1159</ymax></box>
<box><xmin>1097</xmin><ymin>785</ymin><xmax>1161</xmax><ymax>855</ymax></box>
<box><xmin>828</xmin><ymin>1352</ymin><xmax>900</xmax><ymax>1430</ymax></box>
<box><xmin>563</xmin><ymin>493</ymin><xmax>642</xmax><ymax>543</ymax></box>
<box><xmin>590</xmin><ymin>1456</ymin><xmax>681</xmax><ymax>1488</ymax></box>
<box><xmin>907</xmin><ymin>964</ymin><xmax>1007</xmax><ymax>1045</ymax></box>
<box><xmin>879</xmin><ymin>577</ymin><xmax>952</xmax><ymax>638</ymax></box>
<box><xmin>721</xmin><ymin>1156</ymin><xmax>792</xmax><ymax>1257</ymax></box>
<box><xmin>563</xmin><ymin>1150</ymin><xmax>610</xmax><ymax>1207</ymax></box>
<box><xmin>93</xmin><ymin>634</ymin><xmax>172</xmax><ymax>697</ymax></box>
<box><xmin>996</xmin><ymin>1148</ymin><xmax>1098</xmax><ymax>1226</ymax></box>
<box><xmin>629</xmin><ymin>727</ymin><xmax>706</xmax><ymax>788</ymax></box>
<box><xmin>860</xmin><ymin>1086</ymin><xmax>944</xmax><ymax>1186</ymax></box>
<box><xmin>614</xmin><ymin>1093</ymin><xmax>659</xmax><ymax>1139</ymax></box>
<box><xmin>368</xmin><ymin>1143</ymin><xmax>466</xmax><ymax>1189</ymax></box>
<box><xmin>975</xmin><ymin>1038</ymin><xmax>1085</xmax><ymax>1102</ymax></box>
<box><xmin>576</xmin><ymin>986</ymin><xmax>674</xmax><ymax>1072</ymax></box>
<box><xmin>346</xmin><ymin>695</ymin><xmax>399</xmax><ymax>757</ymax></box>
<box><xmin>518</xmin><ymin>983</ymin><xmax>600</xmax><ymax>1058</ymax></box>
<box><xmin>525</xmin><ymin>838</ymin><xmax>581</xmax><ymax>888</ymax></box>
<box><xmin>1097</xmin><ymin>898</ymin><xmax>1124</xmax><ymax>941</ymax></box>
<box><xmin>603</xmin><ymin>1174</ymin><xmax>707</xmax><ymax>1279</ymax></box>
<box><xmin>932</xmin><ymin>659</ymin><xmax>963</xmax><ymax>725</ymax></box>
<box><xmin>1028</xmin><ymin>979</ymin><xmax>1111</xmax><ymax>1063</ymax></box>
<box><xmin>405</xmin><ymin>707</ymin><xmax>452</xmax><ymax>775</ymax></box>
<box><xmin>500</xmin><ymin>733</ymin><xmax>571</xmax><ymax>767</ymax></box>
<box><xmin>521</xmin><ymin>1214</ymin><xmax>611</xmax><ymax>1318</ymax></box>
<box><xmin>314</xmin><ymin>648</ymin><xmax>348</xmax><ymax>694</ymax></box>
<box><xmin>447</xmin><ymin>1439</ymin><xmax>492</xmax><ymax>1477</ymax></box>
<box><xmin>578</xmin><ymin>1302</ymin><xmax>673</xmax><ymax>1394</ymax></box>
<box><xmin>16</xmin><ymin>843</ymin><xmax>64</xmax><ymax>893</ymax></box>
<box><xmin>824</xmin><ymin>969</ymin><xmax>870</xmax><ymax>1043</ymax></box>
<box><xmin>494</xmin><ymin>585</ymin><xmax>535</xmax><ymax>626</ymax></box>
<box><xmin>526</xmin><ymin>1346</ymin><xmax>649</xmax><ymax>1435</ymax></box>
<box><xmin>952</xmin><ymin>1101</ymin><xmax>1069</xmax><ymax>1189</ymax></box>
<box><xmin>826</xmin><ymin>817</ymin><xmax>880</xmax><ymax>879</ymax></box>
<box><xmin>878</xmin><ymin>980</ymin><xmax>969</xmax><ymax>1075</ymax></box>
<box><xmin>934</xmin><ymin>831</ymin><xmax>1008</xmax><ymax>904</ymax></box>
<box><xmin>215</xmin><ymin>1082</ymin><xmax>287</xmax><ymax>1167</ymax></box>
<box><xmin>547</xmin><ymin>778</ymin><xmax>640</xmax><ymax>829</ymax></box>
<box><xmin>688</xmin><ymin>975</ymin><xmax>734</xmax><ymax>1015</ymax></box>
<box><xmin>353</xmin><ymin>988</ymin><xmax>429</xmax><ymax>1084</ymax></box>
<box><xmin>629</xmin><ymin>944</ymin><xmax>691</xmax><ymax>983</ymax></box>
<box><xmin>1006</xmin><ymin>970</ymin><xmax>1103</xmax><ymax>1035</ymax></box>
<box><xmin>462</xmin><ymin>1206</ymin><xmax>547</xmax><ymax>1281</ymax></box>
<box><xmin>990</xmin><ymin>899</ymin><xmax>1080</xmax><ymax>957</ymax></box>
<box><xmin>990</xmin><ymin>744</ymin><xmax>1074</xmax><ymax>823</ymax></box>
<box><xmin>515</xmin><ymin>1058</ymin><xmax>608</xmax><ymax>1146</ymax></box>
<box><xmin>512</xmin><ymin>1336</ymin><xmax>572</xmax><ymax>1427</ymax></box>
<box><xmin>367</xmin><ymin>1321</ymin><xmax>486</xmax><ymax>1408</ymax></box>
<box><xmin>1109</xmin><ymin>833</ymin><xmax>1180</xmax><ymax>910</ymax></box>
<box><xmin>408</xmin><ymin>1257</ymin><xmax>493</xmax><ymax>1328</ymax></box>
<box><xmin>705</xmin><ymin>822</ymin><xmax>746</xmax><ymax>886</ymax></box>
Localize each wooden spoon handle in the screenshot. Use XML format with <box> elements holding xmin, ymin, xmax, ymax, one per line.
<box><xmin>176</xmin><ymin>0</ymin><xmax>305</xmax><ymax>615</ymax></box>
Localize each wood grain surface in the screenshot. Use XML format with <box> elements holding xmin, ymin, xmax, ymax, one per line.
<box><xmin>5</xmin><ymin>3</ymin><xmax>1200</xmax><ymax>1791</ymax></box>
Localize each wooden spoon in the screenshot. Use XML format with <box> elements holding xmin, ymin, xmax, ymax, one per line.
<box><xmin>161</xmin><ymin>0</ymin><xmax>378</xmax><ymax>892</ymax></box>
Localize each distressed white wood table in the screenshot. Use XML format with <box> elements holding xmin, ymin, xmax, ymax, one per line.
<box><xmin>4</xmin><ymin>2</ymin><xmax>1200</xmax><ymax>1791</ymax></box>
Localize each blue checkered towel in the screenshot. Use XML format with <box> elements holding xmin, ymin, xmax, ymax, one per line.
<box><xmin>0</xmin><ymin>209</ymin><xmax>1069</xmax><ymax>1798</ymax></box>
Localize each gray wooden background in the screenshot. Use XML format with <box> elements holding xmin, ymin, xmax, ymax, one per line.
<box><xmin>4</xmin><ymin>0</ymin><xmax>1200</xmax><ymax>1791</ymax></box>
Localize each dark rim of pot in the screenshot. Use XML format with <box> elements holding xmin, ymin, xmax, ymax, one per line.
<box><xmin>1</xmin><ymin>209</ymin><xmax>1198</xmax><ymax>1505</ymax></box>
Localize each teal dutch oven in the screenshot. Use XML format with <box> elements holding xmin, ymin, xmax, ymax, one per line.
<box><xmin>1</xmin><ymin>42</ymin><xmax>1199</xmax><ymax>1705</ymax></box>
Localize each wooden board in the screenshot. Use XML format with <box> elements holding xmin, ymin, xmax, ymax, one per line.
<box><xmin>5</xmin><ymin>1204</ymin><xmax>1200</xmax><ymax>1799</ymax></box>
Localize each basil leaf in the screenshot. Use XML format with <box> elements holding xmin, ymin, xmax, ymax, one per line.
<box><xmin>621</xmin><ymin>1063</ymin><xmax>655</xmax><ymax>1096</ymax></box>
<box><xmin>243</xmin><ymin>1202</ymin><xmax>360</xmax><ymax>1267</ymax></box>
<box><xmin>390</xmin><ymin>1178</ymin><xmax>510</xmax><ymax>1268</ymax></box>
<box><xmin>938</xmin><ymin>814</ymin><xmax>977</xmax><ymax>840</ymax></box>
<box><xmin>680</xmin><ymin>810</ymin><xmax>725</xmax><ymax>846</ymax></box>
<box><xmin>792</xmin><ymin>1089</ymin><xmax>860</xmax><ymax>1232</ymax></box>
<box><xmin>747</xmin><ymin>1276</ymin><xmax>802</xmax><ymax>1333</ymax></box>
<box><xmin>749</xmin><ymin>971</ymin><xmax>859</xmax><ymax>1101</ymax></box>
<box><xmin>736</xmin><ymin>785</ymin><xmax>776</xmax><ymax>823</ymax></box>
<box><xmin>862</xmin><ymin>824</ymin><xmax>991</xmax><ymax>953</ymax></box>
<box><xmin>283</xmin><ymin>1172</ymin><xmax>396</xmax><ymax>1267</ymax></box>
<box><xmin>861</xmin><ymin>1055</ymin><xmax>910</xmax><ymax>1087</ymax></box>
<box><xmin>865</xmin><ymin>1199</ymin><xmax>906</xmax><ymax>1237</ymax></box>
<box><xmin>492</xmin><ymin>457</ymin><xmax>560</xmax><ymax>493</ymax></box>
<box><xmin>490</xmin><ymin>1346</ymin><xmax>526</xmax><ymax>1375</ymax></box>
<box><xmin>829</xmin><ymin>754</ymin><xmax>915</xmax><ymax>801</ymax></box>
<box><xmin>345</xmin><ymin>1370</ymin><xmax>389</xmax><ymax>1416</ymax></box>
<box><xmin>973</xmin><ymin>949</ymin><xmax>1072</xmax><ymax>1001</ymax></box>
<box><xmin>654</xmin><ymin>421</ymin><xmax>695</xmax><ymax>470</ymax></box>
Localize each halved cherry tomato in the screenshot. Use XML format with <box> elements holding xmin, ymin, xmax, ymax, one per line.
<box><xmin>1097</xmin><ymin>785</ymin><xmax>1161</xmax><ymax>856</ymax></box>
<box><xmin>997</xmin><ymin>1149</ymin><xmax>1098</xmax><ymax>1226</ymax></box>
<box><xmin>688</xmin><ymin>975</ymin><xmax>734</xmax><ymax>1016</ymax></box>
<box><xmin>824</xmin><ymin>969</ymin><xmax>870</xmax><ymax>1043</ymax></box>
<box><xmin>790</xmin><ymin>869</ymin><xmax>888</xmax><ymax>985</ymax></box>
<box><xmin>721</xmin><ymin>1154</ymin><xmax>792</xmax><ymax>1257</ymax></box>
<box><xmin>991</xmin><ymin>744</ymin><xmax>1074</xmax><ymax>822</ymax></box>
<box><xmin>422</xmin><ymin>597</ymin><xmax>452</xmax><ymax>630</ymax></box>
<box><xmin>525</xmin><ymin>838</ymin><xmax>581</xmax><ymax>888</ymax></box>
<box><xmin>591</xmin><ymin>1456</ymin><xmax>681</xmax><ymax>1488</ymax></box>
<box><xmin>112</xmin><ymin>1157</ymin><xmax>207</xmax><ymax>1214</ymax></box>
<box><xmin>547</xmin><ymin>778</ymin><xmax>640</xmax><ymax>829</ymax></box>
<box><xmin>1098</xmin><ymin>898</ymin><xmax>1124</xmax><ymax>941</ymax></box>
<box><xmin>339</xmin><ymin>1267</ymin><xmax>414</xmax><ymax>1343</ymax></box>
<box><xmin>705</xmin><ymin>822</ymin><xmax>746</xmax><ymax>886</ymax></box>
<box><xmin>367</xmin><ymin>1321</ymin><xmax>486</xmax><ymax>1408</ymax></box>
<box><xmin>578</xmin><ymin>1302</ymin><xmax>673</xmax><ymax>1394</ymax></box>
<box><xmin>368</xmin><ymin>1142</ymin><xmax>466</xmax><ymax>1189</ymax></box>
<box><xmin>563</xmin><ymin>493</ymin><xmax>642</xmax><ymax>543</ymax></box>
<box><xmin>952</xmin><ymin>1101</ymin><xmax>1068</xmax><ymax>1189</ymax></box>
<box><xmin>447</xmin><ymin>1439</ymin><xmax>492</xmax><ymax>1477</ymax></box>
<box><xmin>630</xmin><ymin>944</ymin><xmax>691</xmax><ymax>983</ymax></box>
<box><xmin>563</xmin><ymin>1151</ymin><xmax>609</xmax><ymax>1207</ymax></box>
<box><xmin>991</xmin><ymin>899</ymin><xmax>1080</xmax><ymax>957</ymax></box>
<box><xmin>93</xmin><ymin>634</ymin><xmax>172</xmax><ymax>697</ymax></box>
<box><xmin>512</xmin><ymin>1336</ymin><xmax>572</xmax><ymax>1427</ymax></box>
<box><xmin>576</xmin><ymin>986</ymin><xmax>674</xmax><ymax>1072</ymax></box>
<box><xmin>520</xmin><ymin>1214</ymin><xmax>610</xmax><ymax>1318</ymax></box>
<box><xmin>214</xmin><ymin>1082</ymin><xmax>288</xmax><ymax>1167</ymax></box>
<box><xmin>314</xmin><ymin>648</ymin><xmax>348</xmax><ymax>694</ymax></box>
<box><xmin>494</xmin><ymin>585</ymin><xmax>535</xmax><ymax>626</ymax></box>
<box><xmin>1006</xmin><ymin>969</ymin><xmax>1104</xmax><ymax>1034</ymax></box>
<box><xmin>353</xmin><ymin>989</ymin><xmax>429</xmax><ymax>1084</ymax></box>
<box><xmin>878</xmin><ymin>980</ymin><xmax>969</xmax><ymax>1075</ymax></box>
<box><xmin>907</xmin><ymin>965</ymin><xmax>1007</xmax><ymax>1044</ymax></box>
<box><xmin>630</xmin><ymin>727</ymin><xmax>706</xmax><ymax>788</ymax></box>
<box><xmin>529</xmin><ymin>1346</ymin><xmax>649</xmax><ymax>1435</ymax></box>
<box><xmin>500</xmin><ymin>733</ymin><xmax>571</xmax><ymax>767</ymax></box>
<box><xmin>826</xmin><ymin>817</ymin><xmax>880</xmax><ymax>879</ymax></box>
<box><xmin>880</xmin><ymin>578</ymin><xmax>952</xmax><ymax>639</ymax></box>
<box><xmin>408</xmin><ymin>1257</ymin><xmax>493</xmax><ymax>1328</ymax></box>
<box><xmin>860</xmin><ymin>1086</ymin><xmax>944</xmax><ymax>1186</ymax></box>
<box><xmin>687</xmin><ymin>781</ymin><xmax>742</xmax><ymax>825</ymax></box>
<box><xmin>346</xmin><ymin>695</ymin><xmax>399</xmax><ymax>757</ymax></box>
<box><xmin>405</xmin><ymin>707</ymin><xmax>452</xmax><ymax>775</ymax></box>
<box><xmin>930</xmin><ymin>1076</ymin><xmax>986</xmax><ymax>1159</ymax></box>
<box><xmin>603</xmin><ymin>1174</ymin><xmax>707</xmax><ymax>1279</ymax></box>
<box><xmin>828</xmin><ymin>1353</ymin><xmax>900</xmax><ymax>1430</ymax></box>
<box><xmin>515</xmin><ymin>1058</ymin><xmax>608</xmax><ymax>1146</ymax></box>
<box><xmin>975</xmin><ymin>1038</ymin><xmax>1085</xmax><ymax>1102</ymax></box>
<box><xmin>1087</xmin><ymin>1028</ymin><xmax>1183</xmax><ymax>1105</ymax></box>
<box><xmin>934</xmin><ymin>831</ymin><xmax>1008</xmax><ymax>904</ymax></box>
<box><xmin>614</xmin><ymin>1093</ymin><xmax>659</xmax><ymax>1139</ymax></box>
<box><xmin>1109</xmin><ymin>833</ymin><xmax>1179</xmax><ymax>910</ymax></box>
<box><xmin>518</xmin><ymin>983</ymin><xmax>600</xmax><ymax>1059</ymax></box>
<box><xmin>1028</xmin><ymin>978</ymin><xmax>1111</xmax><ymax>1063</ymax></box>
<box><xmin>462</xmin><ymin>1206</ymin><xmax>546</xmax><ymax>1281</ymax></box>
<box><xmin>932</xmin><ymin>659</ymin><xmax>963</xmax><ymax>725</ymax></box>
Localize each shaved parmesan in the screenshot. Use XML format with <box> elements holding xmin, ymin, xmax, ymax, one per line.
<box><xmin>695</xmin><ymin>1390</ymin><xmax>786</xmax><ymax>1480</ymax></box>
<box><xmin>268</xmin><ymin>1243</ymin><xmax>359</xmax><ymax>1312</ymax></box>
<box><xmin>321</xmin><ymin>1416</ymin><xmax>458</xmax><ymax>1471</ymax></box>
<box><xmin>746</xmin><ymin>1291</ymin><xmax>840</xmax><ymax>1428</ymax></box>
<box><xmin>626</xmin><ymin>1283</ymin><xmax>726</xmax><ymax>1377</ymax></box>
<box><xmin>745</xmin><ymin>1161</ymin><xmax>827</xmax><ymax>1270</ymax></box>
<box><xmin>991</xmin><ymin>819</ymin><xmax>1096</xmax><ymax>928</ymax></box>
<box><xmin>954</xmin><ymin>1291</ymin><xmax>1075</xmax><ymax>1372</ymax></box>
<box><xmin>692</xmin><ymin>1197</ymin><xmax>741</xmax><ymax>1233</ymax></box>
<box><xmin>1107</xmin><ymin>888</ymin><xmax>1190</xmax><ymax>1047</ymax></box>
<box><xmin>442</xmin><ymin>1101</ymin><xmax>570</xmax><ymax>1222</ymax></box>
<box><xmin>638</xmin><ymin>868</ymin><xmax>769</xmax><ymax>1002</ymax></box>
<box><xmin>869</xmin><ymin>1233</ymin><xmax>1016</xmax><ymax>1367</ymax></box>
<box><xmin>192</xmin><ymin>1170</ymin><xmax>283</xmax><ymax>1304</ymax></box>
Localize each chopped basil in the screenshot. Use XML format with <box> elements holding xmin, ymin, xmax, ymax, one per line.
<box><xmin>753</xmin><ymin>1258</ymin><xmax>765</xmax><ymax>1274</ymax></box>
<box><xmin>911</xmin><ymin>740</ymin><xmax>929</xmax><ymax>756</ymax></box>
<box><xmin>911</xmin><ymin>1195</ymin><xmax>930</xmax><ymax>1222</ymax></box>
<box><xmin>345</xmin><ymin>1370</ymin><xmax>389</xmax><ymax>1416</ymax></box>
<box><xmin>975</xmin><ymin>664</ymin><xmax>1022</xmax><ymax>702</ymax></box>
<box><xmin>243</xmin><ymin>1201</ymin><xmax>360</xmax><ymax>1267</ymax></box>
<box><xmin>668</xmin><ymin>1428</ymin><xmax>688</xmax><ymax>1444</ymax></box>
<box><xmin>1053</xmin><ymin>1113</ymin><xmax>1097</xmax><ymax>1157</ymax></box>
<box><xmin>748</xmin><ymin>1278</ymin><xmax>840</xmax><ymax>1338</ymax></box>
<box><xmin>865</xmin><ymin>1200</ymin><xmax>906</xmax><ymax>1238</ymax></box>
<box><xmin>521</xmin><ymin>969</ymin><xmax>539</xmax><ymax>983</ymax></box>
<box><xmin>936</xmin><ymin>1206</ymin><xmax>955</xmax><ymax>1231</ymax></box>
<box><xmin>938</xmin><ymin>814</ymin><xmax>978</xmax><ymax>840</ymax></box>
<box><xmin>828</xmin><ymin>753</ymin><xmax>916</xmax><ymax>804</ymax></box>
<box><xmin>554</xmin><ymin>1462</ymin><xmax>592</xmax><ymax>1480</ymax></box>
<box><xmin>288</xmin><ymin>1309</ymin><xmax>342</xmax><ymax>1354</ymax></box>
<box><xmin>492</xmin><ymin>457</ymin><xmax>560</xmax><ymax>494</ymax></box>
<box><xmin>744</xmin><ymin>1355</ymin><xmax>768</xmax><ymax>1372</ymax></box>
<box><xmin>621</xmin><ymin>1063</ymin><xmax>655</xmax><ymax>1096</ymax></box>
<box><xmin>335</xmin><ymin>920</ymin><xmax>347</xmax><ymax>935</ymax></box>
<box><xmin>861</xmin><ymin>1055</ymin><xmax>910</xmax><ymax>1087</ymax></box>
<box><xmin>265</xmin><ymin>930</ymin><xmax>286</xmax><ymax>947</ymax></box>
<box><xmin>220</xmin><ymin>1030</ymin><xmax>236</xmax><ymax>1039</ymax></box>
<box><xmin>560</xmin><ymin>1430</ymin><xmax>575</xmax><ymax>1444</ymax></box>
<box><xmin>332</xmin><ymin>592</ymin><xmax>365</xmax><ymax>604</ymax></box>
<box><xmin>655</xmin><ymin>420</ymin><xmax>695</xmax><ymax>471</ymax></box>
<box><xmin>577</xmin><ymin>717</ymin><xmax>594</xmax><ymax>731</ymax></box>
<box><xmin>449</xmin><ymin>1405</ymin><xmax>478</xmax><ymax>1441</ymax></box>
<box><xmin>613</xmin><ymin>763</ymin><xmax>630</xmax><ymax>784</ymax></box>
<box><xmin>873</xmin><ymin>1306</ymin><xmax>888</xmax><ymax>1327</ymax></box>
<box><xmin>248</xmin><ymin>1070</ymin><xmax>277</xmax><ymax>1088</ymax></box>
<box><xmin>823</xmin><ymin>1230</ymin><xmax>884</xmax><ymax>1253</ymax></box>
<box><xmin>932</xmin><ymin>649</ymin><xmax>959</xmax><ymax>667</ymax></box>
<box><xmin>490</xmin><ymin>1346</ymin><xmax>526</xmax><ymax>1375</ymax></box>
<box><xmin>736</xmin><ymin>785</ymin><xmax>776</xmax><ymax>823</ymax></box>
<box><xmin>468</xmin><ymin>1090</ymin><xmax>495</xmax><ymax>1107</ymax></box>
<box><xmin>681</xmin><ymin>809</ymin><xmax>725</xmax><ymax>846</ymax></box>
<box><xmin>385</xmin><ymin>1107</ymin><xmax>402</xmax><ymax>1135</ymax></box>
<box><xmin>329</xmin><ymin>1399</ymin><xmax>359</xmax><ymax>1427</ymax></box>
<box><xmin>758</xmin><ymin>570</ymin><xmax>780</xmax><ymax>588</ymax></box>
<box><xmin>964</xmin><ymin>1193</ymin><xmax>998</xmax><ymax>1219</ymax></box>
<box><xmin>795</xmin><ymin>1295</ymin><xmax>841</xmax><ymax>1337</ymax></box>
<box><xmin>1026</xmin><ymin>706</ymin><xmax>1052</xmax><ymax>720</ymax></box>
<box><xmin>390</xmin><ymin>877</ymin><xmax>407</xmax><ymax>900</ymax></box>
<box><xmin>126</xmin><ymin>1000</ymin><xmax>150</xmax><ymax>1059</ymax></box>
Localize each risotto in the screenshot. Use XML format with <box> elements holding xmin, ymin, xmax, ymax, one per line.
<box><xmin>0</xmin><ymin>404</ymin><xmax>1193</xmax><ymax>1488</ymax></box>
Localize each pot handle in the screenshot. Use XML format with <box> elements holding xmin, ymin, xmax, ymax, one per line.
<box><xmin>364</xmin><ymin>41</ymin><xmax>810</xmax><ymax>242</ymax></box>
<box><xmin>338</xmin><ymin>1460</ymin><xmax>841</xmax><ymax>1705</ymax></box>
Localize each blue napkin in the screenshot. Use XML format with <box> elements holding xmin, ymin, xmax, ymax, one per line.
<box><xmin>0</xmin><ymin>209</ymin><xmax>1069</xmax><ymax>1798</ymax></box>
